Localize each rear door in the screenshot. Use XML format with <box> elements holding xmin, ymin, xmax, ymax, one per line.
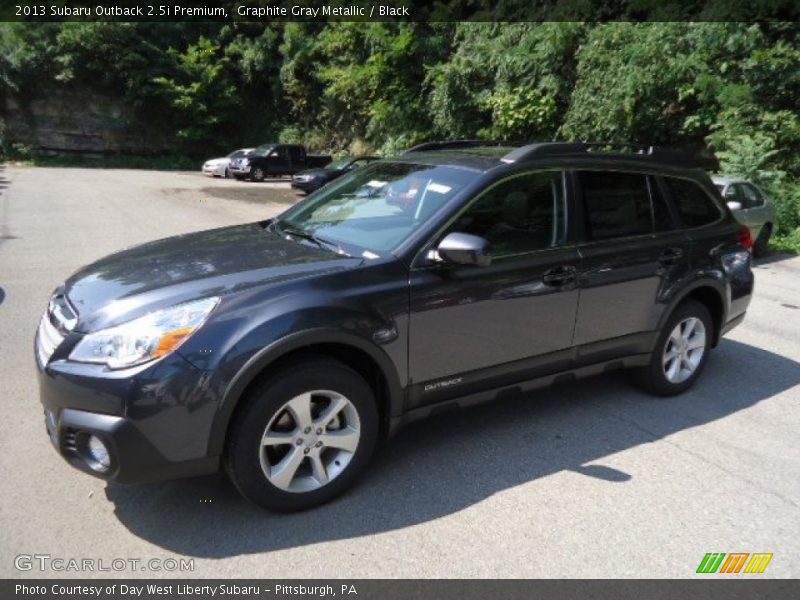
<box><xmin>572</xmin><ymin>170</ymin><xmax>690</xmax><ymax>360</ymax></box>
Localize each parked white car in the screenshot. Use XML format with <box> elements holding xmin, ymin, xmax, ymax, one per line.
<box><xmin>202</xmin><ymin>148</ymin><xmax>254</xmax><ymax>178</ymax></box>
<box><xmin>712</xmin><ymin>176</ymin><xmax>777</xmax><ymax>257</ymax></box>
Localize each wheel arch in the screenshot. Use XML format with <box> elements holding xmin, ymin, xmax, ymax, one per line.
<box><xmin>207</xmin><ymin>330</ymin><xmax>404</xmax><ymax>457</ymax></box>
<box><xmin>659</xmin><ymin>281</ymin><xmax>727</xmax><ymax>347</ymax></box>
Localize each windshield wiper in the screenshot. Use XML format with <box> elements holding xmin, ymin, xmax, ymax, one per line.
<box><xmin>275</xmin><ymin>221</ymin><xmax>351</xmax><ymax>257</ymax></box>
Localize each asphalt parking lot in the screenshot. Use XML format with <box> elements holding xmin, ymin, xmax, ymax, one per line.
<box><xmin>1</xmin><ymin>165</ymin><xmax>798</xmax><ymax>578</ymax></box>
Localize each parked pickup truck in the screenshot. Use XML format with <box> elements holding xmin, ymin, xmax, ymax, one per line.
<box><xmin>229</xmin><ymin>144</ymin><xmax>331</xmax><ymax>181</ymax></box>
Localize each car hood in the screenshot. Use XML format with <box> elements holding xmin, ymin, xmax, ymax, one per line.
<box><xmin>205</xmin><ymin>157</ymin><xmax>229</xmax><ymax>165</ymax></box>
<box><xmin>64</xmin><ymin>222</ymin><xmax>360</xmax><ymax>332</ymax></box>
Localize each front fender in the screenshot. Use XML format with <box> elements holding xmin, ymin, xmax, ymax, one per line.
<box><xmin>202</xmin><ymin>324</ymin><xmax>406</xmax><ymax>458</ymax></box>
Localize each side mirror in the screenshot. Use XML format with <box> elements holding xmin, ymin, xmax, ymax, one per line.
<box><xmin>436</xmin><ymin>233</ymin><xmax>492</xmax><ymax>267</ymax></box>
<box><xmin>727</xmin><ymin>200</ymin><xmax>743</xmax><ymax>212</ymax></box>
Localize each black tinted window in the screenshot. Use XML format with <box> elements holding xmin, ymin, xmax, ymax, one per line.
<box><xmin>578</xmin><ymin>172</ymin><xmax>654</xmax><ymax>240</ymax></box>
<box><xmin>447</xmin><ymin>171</ymin><xmax>565</xmax><ymax>256</ymax></box>
<box><xmin>665</xmin><ymin>178</ymin><xmax>722</xmax><ymax>227</ymax></box>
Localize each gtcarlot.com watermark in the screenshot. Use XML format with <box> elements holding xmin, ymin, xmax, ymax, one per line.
<box><xmin>14</xmin><ymin>553</ymin><xmax>194</xmax><ymax>573</ymax></box>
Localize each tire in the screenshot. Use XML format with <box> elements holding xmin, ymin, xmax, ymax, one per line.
<box><xmin>633</xmin><ymin>300</ymin><xmax>713</xmax><ymax>397</ymax></box>
<box><xmin>225</xmin><ymin>358</ymin><xmax>379</xmax><ymax>511</ymax></box>
<box><xmin>250</xmin><ymin>167</ymin><xmax>265</xmax><ymax>182</ymax></box>
<box><xmin>753</xmin><ymin>224</ymin><xmax>772</xmax><ymax>258</ymax></box>
<box><xmin>224</xmin><ymin>167</ymin><xmax>230</xmax><ymax>179</ymax></box>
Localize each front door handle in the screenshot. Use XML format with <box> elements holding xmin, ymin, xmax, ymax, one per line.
<box><xmin>659</xmin><ymin>247</ymin><xmax>684</xmax><ymax>265</ymax></box>
<box><xmin>543</xmin><ymin>265</ymin><xmax>577</xmax><ymax>286</ymax></box>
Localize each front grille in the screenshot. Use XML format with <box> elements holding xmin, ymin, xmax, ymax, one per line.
<box><xmin>36</xmin><ymin>292</ymin><xmax>78</xmax><ymax>367</ymax></box>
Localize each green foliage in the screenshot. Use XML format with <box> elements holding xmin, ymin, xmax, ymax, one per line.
<box><xmin>772</xmin><ymin>227</ymin><xmax>800</xmax><ymax>254</ymax></box>
<box><xmin>486</xmin><ymin>87</ymin><xmax>557</xmax><ymax>140</ymax></box>
<box><xmin>426</xmin><ymin>23</ymin><xmax>584</xmax><ymax>140</ymax></box>
<box><xmin>153</xmin><ymin>36</ymin><xmax>239</xmax><ymax>147</ymax></box>
<box><xmin>713</xmin><ymin>133</ymin><xmax>783</xmax><ymax>186</ymax></box>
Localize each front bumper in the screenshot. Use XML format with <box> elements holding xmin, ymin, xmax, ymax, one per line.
<box><xmin>229</xmin><ymin>166</ymin><xmax>251</xmax><ymax>177</ymax></box>
<box><xmin>42</xmin><ymin>406</ymin><xmax>218</xmax><ymax>484</ymax></box>
<box><xmin>291</xmin><ymin>179</ymin><xmax>320</xmax><ymax>192</ymax></box>
<box><xmin>37</xmin><ymin>355</ymin><xmax>220</xmax><ymax>484</ymax></box>
<box><xmin>202</xmin><ymin>165</ymin><xmax>223</xmax><ymax>177</ymax></box>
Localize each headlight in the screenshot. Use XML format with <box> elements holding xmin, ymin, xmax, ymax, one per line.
<box><xmin>69</xmin><ymin>297</ymin><xmax>219</xmax><ymax>369</ymax></box>
<box><xmin>241</xmin><ymin>158</ymin><xmax>249</xmax><ymax>167</ymax></box>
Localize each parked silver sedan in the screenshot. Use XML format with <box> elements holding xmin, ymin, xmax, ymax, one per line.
<box><xmin>712</xmin><ymin>176</ymin><xmax>777</xmax><ymax>257</ymax></box>
<box><xmin>202</xmin><ymin>148</ymin><xmax>254</xmax><ymax>178</ymax></box>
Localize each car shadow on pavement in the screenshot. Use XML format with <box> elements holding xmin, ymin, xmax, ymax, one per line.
<box><xmin>753</xmin><ymin>252</ymin><xmax>797</xmax><ymax>267</ymax></box>
<box><xmin>107</xmin><ymin>338</ymin><xmax>800</xmax><ymax>557</ymax></box>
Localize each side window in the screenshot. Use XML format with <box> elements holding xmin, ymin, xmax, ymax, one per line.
<box><xmin>664</xmin><ymin>177</ymin><xmax>723</xmax><ymax>228</ymax></box>
<box><xmin>723</xmin><ymin>185</ymin><xmax>740</xmax><ymax>202</ymax></box>
<box><xmin>740</xmin><ymin>184</ymin><xmax>764</xmax><ymax>208</ymax></box>
<box><xmin>577</xmin><ymin>171</ymin><xmax>654</xmax><ymax>240</ymax></box>
<box><xmin>446</xmin><ymin>171</ymin><xmax>566</xmax><ymax>257</ymax></box>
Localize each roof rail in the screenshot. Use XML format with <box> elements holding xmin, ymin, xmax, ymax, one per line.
<box><xmin>404</xmin><ymin>140</ymin><xmax>511</xmax><ymax>154</ymax></box>
<box><xmin>501</xmin><ymin>142</ymin><xmax>698</xmax><ymax>168</ymax></box>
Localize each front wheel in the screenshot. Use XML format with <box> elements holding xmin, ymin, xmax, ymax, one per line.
<box><xmin>225</xmin><ymin>358</ymin><xmax>379</xmax><ymax>511</ymax></box>
<box><xmin>250</xmin><ymin>167</ymin><xmax>265</xmax><ymax>182</ymax></box>
<box><xmin>633</xmin><ymin>300</ymin><xmax>712</xmax><ymax>396</ymax></box>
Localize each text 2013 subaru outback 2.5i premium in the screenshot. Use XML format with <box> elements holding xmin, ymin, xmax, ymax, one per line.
<box><xmin>36</xmin><ymin>142</ymin><xmax>754</xmax><ymax>511</ymax></box>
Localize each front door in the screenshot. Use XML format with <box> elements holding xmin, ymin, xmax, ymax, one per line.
<box><xmin>268</xmin><ymin>147</ymin><xmax>290</xmax><ymax>176</ymax></box>
<box><xmin>408</xmin><ymin>170</ymin><xmax>580</xmax><ymax>408</ymax></box>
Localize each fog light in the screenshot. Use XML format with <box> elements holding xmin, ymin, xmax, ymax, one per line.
<box><xmin>87</xmin><ymin>435</ymin><xmax>111</xmax><ymax>471</ymax></box>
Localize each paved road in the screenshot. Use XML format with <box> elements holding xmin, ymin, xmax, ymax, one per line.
<box><xmin>1</xmin><ymin>166</ymin><xmax>798</xmax><ymax>578</ymax></box>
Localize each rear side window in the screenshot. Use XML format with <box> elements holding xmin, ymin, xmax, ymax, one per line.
<box><xmin>577</xmin><ymin>171</ymin><xmax>662</xmax><ymax>241</ymax></box>
<box><xmin>664</xmin><ymin>177</ymin><xmax>723</xmax><ymax>227</ymax></box>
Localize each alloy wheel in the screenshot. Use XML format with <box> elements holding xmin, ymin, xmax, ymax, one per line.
<box><xmin>662</xmin><ymin>317</ymin><xmax>706</xmax><ymax>384</ymax></box>
<box><xmin>259</xmin><ymin>390</ymin><xmax>361</xmax><ymax>493</ymax></box>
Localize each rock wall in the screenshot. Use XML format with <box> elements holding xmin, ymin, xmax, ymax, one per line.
<box><xmin>3</xmin><ymin>85</ymin><xmax>172</xmax><ymax>156</ymax></box>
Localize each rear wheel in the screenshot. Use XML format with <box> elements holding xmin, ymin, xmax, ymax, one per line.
<box><xmin>753</xmin><ymin>224</ymin><xmax>772</xmax><ymax>258</ymax></box>
<box><xmin>225</xmin><ymin>358</ymin><xmax>379</xmax><ymax>511</ymax></box>
<box><xmin>634</xmin><ymin>300</ymin><xmax>712</xmax><ymax>396</ymax></box>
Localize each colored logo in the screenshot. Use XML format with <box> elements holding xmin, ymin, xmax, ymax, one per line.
<box><xmin>696</xmin><ymin>552</ymin><xmax>773</xmax><ymax>574</ymax></box>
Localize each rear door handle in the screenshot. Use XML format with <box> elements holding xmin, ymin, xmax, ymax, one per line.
<box><xmin>542</xmin><ymin>265</ymin><xmax>577</xmax><ymax>286</ymax></box>
<box><xmin>659</xmin><ymin>247</ymin><xmax>684</xmax><ymax>265</ymax></box>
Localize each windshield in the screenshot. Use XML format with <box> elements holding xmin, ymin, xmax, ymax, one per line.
<box><xmin>253</xmin><ymin>144</ymin><xmax>276</xmax><ymax>157</ymax></box>
<box><xmin>228</xmin><ymin>149</ymin><xmax>246</xmax><ymax>158</ymax></box>
<box><xmin>278</xmin><ymin>161</ymin><xmax>479</xmax><ymax>254</ymax></box>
